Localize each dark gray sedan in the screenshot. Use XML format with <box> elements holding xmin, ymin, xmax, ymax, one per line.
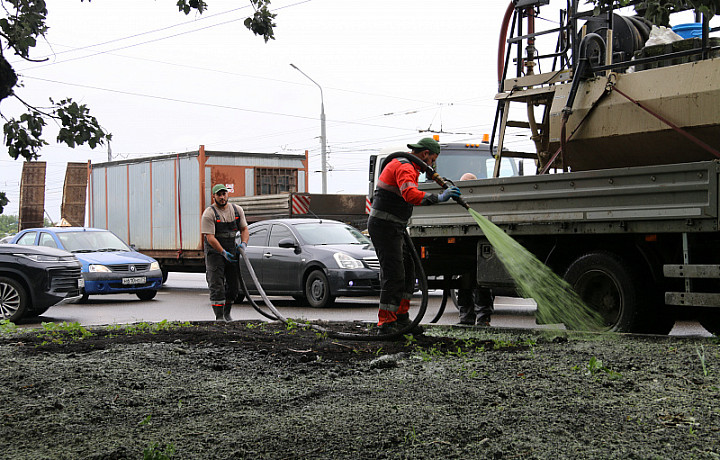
<box><xmin>0</xmin><ymin>244</ymin><xmax>82</xmax><ymax>322</ymax></box>
<box><xmin>237</xmin><ymin>218</ymin><xmax>380</xmax><ymax>307</ymax></box>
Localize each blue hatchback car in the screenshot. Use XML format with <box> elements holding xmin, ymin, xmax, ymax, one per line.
<box><xmin>11</xmin><ymin>227</ymin><xmax>162</xmax><ymax>301</ymax></box>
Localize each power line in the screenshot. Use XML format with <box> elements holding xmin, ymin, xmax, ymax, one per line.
<box><xmin>16</xmin><ymin>0</ymin><xmax>314</xmax><ymax>71</ymax></box>
<box><xmin>20</xmin><ymin>76</ymin><xmax>444</xmax><ymax>136</ymax></box>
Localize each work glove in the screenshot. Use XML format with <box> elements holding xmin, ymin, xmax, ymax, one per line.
<box><xmin>237</xmin><ymin>242</ymin><xmax>247</xmax><ymax>251</ymax></box>
<box><xmin>438</xmin><ymin>186</ymin><xmax>461</xmax><ymax>203</ymax></box>
<box><xmin>222</xmin><ymin>250</ymin><xmax>237</xmax><ymax>262</ymax></box>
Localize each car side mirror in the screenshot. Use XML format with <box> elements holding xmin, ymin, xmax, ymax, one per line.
<box><xmin>278</xmin><ymin>238</ymin><xmax>300</xmax><ymax>253</ymax></box>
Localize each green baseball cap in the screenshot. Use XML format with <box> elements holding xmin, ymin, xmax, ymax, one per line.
<box><xmin>407</xmin><ymin>137</ymin><xmax>440</xmax><ymax>155</ymax></box>
<box><xmin>212</xmin><ymin>184</ymin><xmax>229</xmax><ymax>194</ymax></box>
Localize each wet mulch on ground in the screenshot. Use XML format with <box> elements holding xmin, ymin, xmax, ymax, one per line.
<box><xmin>1</xmin><ymin>321</ymin><xmax>719</xmax><ymax>459</ymax></box>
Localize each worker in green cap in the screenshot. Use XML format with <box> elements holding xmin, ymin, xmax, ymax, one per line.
<box><xmin>368</xmin><ymin>137</ymin><xmax>461</xmax><ymax>334</ymax></box>
<box><xmin>200</xmin><ymin>183</ymin><xmax>249</xmax><ymax>321</ymax></box>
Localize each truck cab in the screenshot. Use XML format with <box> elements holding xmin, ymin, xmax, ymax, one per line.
<box><xmin>368</xmin><ymin>141</ymin><xmax>521</xmax><ymax>200</ymax></box>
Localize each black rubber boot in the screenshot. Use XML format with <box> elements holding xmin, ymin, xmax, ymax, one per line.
<box><xmin>223</xmin><ymin>302</ymin><xmax>233</xmax><ymax>322</ymax></box>
<box><xmin>212</xmin><ymin>305</ymin><xmax>224</xmax><ymax>321</ymax></box>
<box><xmin>396</xmin><ymin>313</ymin><xmax>424</xmax><ymax>334</ymax></box>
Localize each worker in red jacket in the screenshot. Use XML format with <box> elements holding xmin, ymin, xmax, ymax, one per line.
<box><xmin>368</xmin><ymin>137</ymin><xmax>461</xmax><ymax>334</ymax></box>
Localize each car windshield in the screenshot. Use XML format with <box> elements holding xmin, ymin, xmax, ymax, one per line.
<box><xmin>56</xmin><ymin>231</ymin><xmax>130</xmax><ymax>253</ymax></box>
<box><xmin>293</xmin><ymin>223</ymin><xmax>370</xmax><ymax>245</ymax></box>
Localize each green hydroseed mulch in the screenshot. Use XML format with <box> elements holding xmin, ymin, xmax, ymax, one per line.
<box><xmin>468</xmin><ymin>208</ymin><xmax>603</xmax><ymax>331</ymax></box>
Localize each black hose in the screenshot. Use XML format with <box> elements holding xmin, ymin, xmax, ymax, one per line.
<box><xmin>430</xmin><ymin>289</ymin><xmax>449</xmax><ymax>323</ymax></box>
<box><xmin>236</xmin><ymin>263</ymin><xmax>278</xmax><ymax>321</ymax></box>
<box><xmin>563</xmin><ymin>32</ymin><xmax>605</xmax><ymax>116</ymax></box>
<box><xmin>236</xmin><ymin>229</ymin><xmax>428</xmax><ymax>341</ymax></box>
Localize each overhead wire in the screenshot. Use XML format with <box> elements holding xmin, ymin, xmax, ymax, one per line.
<box><xmin>8</xmin><ymin>1</ymin><xmax>513</xmax><ymax>173</ymax></box>
<box><xmin>16</xmin><ymin>0</ymin><xmax>314</xmax><ymax>71</ymax></box>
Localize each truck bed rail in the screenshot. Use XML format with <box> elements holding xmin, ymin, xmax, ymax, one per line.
<box><xmin>410</xmin><ymin>160</ymin><xmax>720</xmax><ymax>237</ymax></box>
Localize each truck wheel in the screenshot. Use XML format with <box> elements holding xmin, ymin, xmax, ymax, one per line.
<box><xmin>234</xmin><ymin>292</ymin><xmax>245</xmax><ymax>304</ymax></box>
<box><xmin>304</xmin><ymin>270</ymin><xmax>335</xmax><ymax>308</ymax></box>
<box><xmin>563</xmin><ymin>252</ymin><xmax>645</xmax><ymax>333</ymax></box>
<box><xmin>698</xmin><ymin>309</ymin><xmax>720</xmax><ymax>336</ymax></box>
<box><xmin>136</xmin><ymin>290</ymin><xmax>157</xmax><ymax>301</ymax></box>
<box><xmin>0</xmin><ymin>276</ymin><xmax>29</xmax><ymax>322</ymax></box>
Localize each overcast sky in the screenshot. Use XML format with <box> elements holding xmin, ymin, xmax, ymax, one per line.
<box><xmin>0</xmin><ymin>1</ymin><xmax>713</xmax><ymax>222</ymax></box>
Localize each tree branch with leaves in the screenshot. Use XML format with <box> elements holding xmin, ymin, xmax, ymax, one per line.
<box><xmin>0</xmin><ymin>0</ymin><xmax>278</xmax><ymax>214</ymax></box>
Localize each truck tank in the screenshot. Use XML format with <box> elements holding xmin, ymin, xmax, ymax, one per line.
<box><xmin>557</xmin><ymin>54</ymin><xmax>720</xmax><ymax>171</ymax></box>
<box><xmin>491</xmin><ymin>0</ymin><xmax>720</xmax><ymax>174</ymax></box>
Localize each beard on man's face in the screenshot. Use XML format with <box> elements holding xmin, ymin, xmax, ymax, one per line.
<box><xmin>214</xmin><ymin>195</ymin><xmax>227</xmax><ymax>206</ymax></box>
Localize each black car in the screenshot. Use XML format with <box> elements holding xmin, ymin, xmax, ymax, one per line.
<box><xmin>237</xmin><ymin>218</ymin><xmax>380</xmax><ymax>307</ymax></box>
<box><xmin>0</xmin><ymin>244</ymin><xmax>83</xmax><ymax>322</ymax></box>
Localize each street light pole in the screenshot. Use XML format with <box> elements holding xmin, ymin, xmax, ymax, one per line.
<box><xmin>290</xmin><ymin>63</ymin><xmax>327</xmax><ymax>194</ymax></box>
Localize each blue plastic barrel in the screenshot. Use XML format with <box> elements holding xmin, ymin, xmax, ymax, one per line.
<box><xmin>672</xmin><ymin>23</ymin><xmax>703</xmax><ymax>39</ymax></box>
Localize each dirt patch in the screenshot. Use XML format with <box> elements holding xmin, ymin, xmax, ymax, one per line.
<box><xmin>1</xmin><ymin>320</ymin><xmax>719</xmax><ymax>459</ymax></box>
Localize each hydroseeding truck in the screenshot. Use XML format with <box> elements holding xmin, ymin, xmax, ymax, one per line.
<box><xmin>372</xmin><ymin>0</ymin><xmax>720</xmax><ymax>335</ymax></box>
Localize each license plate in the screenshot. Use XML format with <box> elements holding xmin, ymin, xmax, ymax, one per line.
<box><xmin>122</xmin><ymin>276</ymin><xmax>146</xmax><ymax>285</ymax></box>
<box><xmin>78</xmin><ymin>279</ymin><xmax>85</xmax><ymax>288</ymax></box>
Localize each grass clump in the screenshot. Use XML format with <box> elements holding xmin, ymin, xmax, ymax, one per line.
<box><xmin>0</xmin><ymin>319</ymin><xmax>18</xmax><ymax>335</ymax></box>
<box><xmin>37</xmin><ymin>321</ymin><xmax>93</xmax><ymax>345</ymax></box>
<box><xmin>107</xmin><ymin>320</ymin><xmax>193</xmax><ymax>336</ymax></box>
<box><xmin>143</xmin><ymin>442</ymin><xmax>175</xmax><ymax>460</ymax></box>
<box><xmin>573</xmin><ymin>356</ymin><xmax>622</xmax><ymax>379</ymax></box>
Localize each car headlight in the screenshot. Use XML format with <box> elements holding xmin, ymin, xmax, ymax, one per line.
<box><xmin>17</xmin><ymin>254</ymin><xmax>63</xmax><ymax>263</ymax></box>
<box><xmin>150</xmin><ymin>261</ymin><xmax>160</xmax><ymax>271</ymax></box>
<box><xmin>88</xmin><ymin>264</ymin><xmax>111</xmax><ymax>273</ymax></box>
<box><xmin>333</xmin><ymin>252</ymin><xmax>364</xmax><ymax>269</ymax></box>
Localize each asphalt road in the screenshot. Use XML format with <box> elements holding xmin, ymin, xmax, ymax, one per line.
<box><xmin>20</xmin><ymin>273</ymin><xmax>712</xmax><ymax>337</ymax></box>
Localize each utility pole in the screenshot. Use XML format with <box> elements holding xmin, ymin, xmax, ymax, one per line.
<box><xmin>290</xmin><ymin>63</ymin><xmax>327</xmax><ymax>194</ymax></box>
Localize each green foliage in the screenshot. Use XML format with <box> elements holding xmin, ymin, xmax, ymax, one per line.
<box><xmin>0</xmin><ymin>0</ymin><xmax>48</xmax><ymax>59</ymax></box>
<box><xmin>176</xmin><ymin>0</ymin><xmax>207</xmax><ymax>15</ymax></box>
<box><xmin>0</xmin><ymin>319</ymin><xmax>18</xmax><ymax>335</ymax></box>
<box><xmin>314</xmin><ymin>330</ymin><xmax>328</xmax><ymax>339</ymax></box>
<box><xmin>0</xmin><ymin>0</ymin><xmax>277</xmax><ymax>214</ymax></box>
<box><xmin>574</xmin><ymin>356</ymin><xmax>623</xmax><ymax>379</ymax></box>
<box><xmin>0</xmin><ymin>214</ymin><xmax>18</xmax><ymax>237</ymax></box>
<box><xmin>404</xmin><ymin>425</ymin><xmax>420</xmax><ymax>445</ymax></box>
<box><xmin>3</xmin><ymin>97</ymin><xmax>111</xmax><ymax>163</ymax></box>
<box><xmin>417</xmin><ymin>345</ymin><xmax>442</xmax><ymax>361</ymax></box>
<box><xmin>3</xmin><ymin>111</ymin><xmax>47</xmax><ymax>160</ymax></box>
<box><xmin>244</xmin><ymin>0</ymin><xmax>277</xmax><ymax>42</ymax></box>
<box><xmin>696</xmin><ymin>344</ymin><xmax>709</xmax><ymax>376</ymax></box>
<box><xmin>37</xmin><ymin>321</ymin><xmax>93</xmax><ymax>345</ymax></box>
<box><xmin>143</xmin><ymin>442</ymin><xmax>175</xmax><ymax>460</ymax></box>
<box><xmin>403</xmin><ymin>333</ymin><xmax>417</xmax><ymax>347</ymax></box>
<box><xmin>106</xmin><ymin>320</ymin><xmax>193</xmax><ymax>336</ymax></box>
<box><xmin>52</xmin><ymin>97</ymin><xmax>112</xmax><ymax>149</ymax></box>
<box><xmin>245</xmin><ymin>321</ymin><xmax>267</xmax><ymax>331</ymax></box>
